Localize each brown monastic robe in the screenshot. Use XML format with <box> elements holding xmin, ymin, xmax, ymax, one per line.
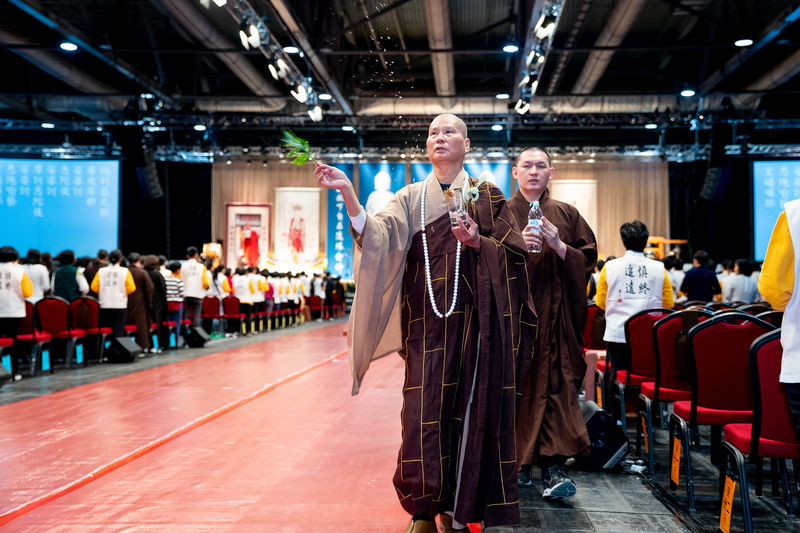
<box><xmin>127</xmin><ymin>265</ymin><xmax>154</xmax><ymax>350</ymax></box>
<box><xmin>507</xmin><ymin>188</ymin><xmax>597</xmax><ymax>466</ymax></box>
<box><xmin>348</xmin><ymin>171</ymin><xmax>537</xmax><ymax>527</ymax></box>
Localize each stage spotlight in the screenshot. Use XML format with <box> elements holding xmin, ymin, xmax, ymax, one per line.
<box><xmin>269</xmin><ymin>58</ymin><xmax>288</xmax><ymax>80</ymax></box>
<box><xmin>514</xmin><ymin>99</ymin><xmax>530</xmax><ymax>115</ymax></box>
<box><xmin>308</xmin><ymin>105</ymin><xmax>323</xmax><ymax>122</ymax></box>
<box><xmin>291</xmin><ymin>84</ymin><xmax>308</xmax><ymax>103</ymax></box>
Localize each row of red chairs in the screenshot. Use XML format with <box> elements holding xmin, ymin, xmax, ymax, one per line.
<box><xmin>583</xmin><ymin>303</ymin><xmax>799</xmax><ymax>531</ymax></box>
<box><xmin>2</xmin><ymin>297</ymin><xmax>111</xmax><ymax>377</ymax></box>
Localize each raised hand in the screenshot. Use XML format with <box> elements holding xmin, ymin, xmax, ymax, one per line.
<box><xmin>314</xmin><ymin>163</ymin><xmax>352</xmax><ymax>191</ymax></box>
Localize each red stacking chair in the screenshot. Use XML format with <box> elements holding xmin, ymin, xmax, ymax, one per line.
<box><xmin>69</xmin><ymin>296</ymin><xmax>112</xmax><ymax>363</ymax></box>
<box><xmin>756</xmin><ymin>309</ymin><xmax>784</xmax><ymax>327</ymax></box>
<box><xmin>668</xmin><ymin>313</ymin><xmax>775</xmax><ymax>510</ymax></box>
<box><xmin>201</xmin><ymin>296</ymin><xmax>222</xmax><ymax>334</ymax></box>
<box><xmin>35</xmin><ymin>297</ymin><xmax>86</xmax><ymax>368</ymax></box>
<box><xmin>308</xmin><ymin>295</ymin><xmax>327</xmax><ymax>321</ymax></box>
<box><xmin>611</xmin><ymin>308</ymin><xmax>675</xmax><ymax>433</ymax></box>
<box><xmin>222</xmin><ymin>295</ymin><xmax>244</xmax><ymax>335</ymax></box>
<box><xmin>584</xmin><ymin>304</ymin><xmax>607</xmax><ymax>405</ymax></box>
<box><xmin>718</xmin><ymin>329</ymin><xmax>800</xmax><ymax>533</ymax></box>
<box><xmin>0</xmin><ymin>337</ymin><xmax>14</xmax><ymax>376</ymax></box>
<box><xmin>637</xmin><ymin>309</ymin><xmax>713</xmax><ymax>473</ymax></box>
<box><xmin>14</xmin><ymin>301</ymin><xmax>52</xmax><ymax>375</ymax></box>
<box><xmin>737</xmin><ymin>303</ymin><xmax>772</xmax><ymax>316</ymax></box>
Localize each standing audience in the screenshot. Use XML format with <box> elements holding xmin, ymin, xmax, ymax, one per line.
<box><xmin>90</xmin><ymin>249</ymin><xmax>135</xmax><ymax>339</ymax></box>
<box><xmin>0</xmin><ymin>246</ymin><xmax>33</xmax><ymax>338</ymax></box>
<box><xmin>20</xmin><ymin>249</ymin><xmax>50</xmax><ymax>303</ymax></box>
<box><xmin>679</xmin><ymin>250</ymin><xmax>721</xmax><ymax>302</ymax></box>
<box><xmin>759</xmin><ymin>197</ymin><xmax>800</xmax><ymax>440</ymax></box>
<box><xmin>126</xmin><ymin>253</ymin><xmax>154</xmax><ymax>351</ymax></box>
<box><xmin>143</xmin><ymin>255</ymin><xmax>167</xmax><ymax>353</ymax></box>
<box><xmin>596</xmin><ymin>221</ymin><xmax>674</xmax><ymax>421</ymax></box>
<box><xmin>52</xmin><ymin>250</ymin><xmax>89</xmax><ymax>301</ymax></box>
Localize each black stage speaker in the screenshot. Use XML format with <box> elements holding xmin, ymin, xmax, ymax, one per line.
<box><xmin>107</xmin><ymin>337</ymin><xmax>142</xmax><ymax>363</ymax></box>
<box><xmin>579</xmin><ymin>400</ymin><xmax>629</xmax><ymax>470</ymax></box>
<box><xmin>0</xmin><ymin>365</ymin><xmax>11</xmax><ymax>388</ymax></box>
<box><xmin>184</xmin><ymin>327</ymin><xmax>210</xmax><ymax>348</ymax></box>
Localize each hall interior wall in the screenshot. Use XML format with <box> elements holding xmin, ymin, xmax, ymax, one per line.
<box><xmin>115</xmin><ymin>156</ymin><xmax>758</xmax><ymax>268</ymax></box>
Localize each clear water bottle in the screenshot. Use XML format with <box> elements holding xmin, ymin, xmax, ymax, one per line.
<box><xmin>527</xmin><ymin>201</ymin><xmax>543</xmax><ymax>253</ymax></box>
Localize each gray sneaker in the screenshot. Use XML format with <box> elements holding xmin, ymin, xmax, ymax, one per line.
<box><xmin>542</xmin><ymin>464</ymin><xmax>577</xmax><ymax>499</ymax></box>
<box><xmin>518</xmin><ymin>464</ymin><xmax>534</xmax><ymax>486</ymax></box>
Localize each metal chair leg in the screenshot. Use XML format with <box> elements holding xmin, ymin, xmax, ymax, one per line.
<box><xmin>638</xmin><ymin>394</ymin><xmax>656</xmax><ymax>474</ymax></box>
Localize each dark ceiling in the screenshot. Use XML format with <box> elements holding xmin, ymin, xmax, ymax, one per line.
<box><xmin>1</xmin><ymin>0</ymin><xmax>800</xmax><ymax>158</ymax></box>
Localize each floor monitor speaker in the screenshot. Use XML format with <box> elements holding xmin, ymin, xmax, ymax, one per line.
<box><xmin>184</xmin><ymin>327</ymin><xmax>210</xmax><ymax>348</ymax></box>
<box><xmin>579</xmin><ymin>400</ymin><xmax>629</xmax><ymax>470</ymax></box>
<box><xmin>107</xmin><ymin>337</ymin><xmax>142</xmax><ymax>363</ymax></box>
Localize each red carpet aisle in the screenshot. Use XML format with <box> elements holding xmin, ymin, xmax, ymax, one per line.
<box><xmin>0</xmin><ymin>324</ymin><xmax>409</xmax><ymax>531</ymax></box>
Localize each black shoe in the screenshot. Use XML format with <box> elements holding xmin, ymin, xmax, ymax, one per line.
<box><xmin>518</xmin><ymin>464</ymin><xmax>534</xmax><ymax>486</ymax></box>
<box><xmin>542</xmin><ymin>464</ymin><xmax>577</xmax><ymax>499</ymax></box>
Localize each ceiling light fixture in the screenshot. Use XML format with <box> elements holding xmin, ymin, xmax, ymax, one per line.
<box><xmin>41</xmin><ymin>122</ymin><xmax>55</xmax><ymax>129</ymax></box>
<box><xmin>496</xmin><ymin>93</ymin><xmax>510</xmax><ymax>100</ymax></box>
<box><xmin>680</xmin><ymin>88</ymin><xmax>696</xmax><ymax>97</ymax></box>
<box><xmin>342</xmin><ymin>125</ymin><xmax>355</xmax><ymax>132</ymax></box>
<box><xmin>644</xmin><ymin>123</ymin><xmax>658</xmax><ymax>129</ymax></box>
<box><xmin>502</xmin><ymin>43</ymin><xmax>519</xmax><ymax>53</ymax></box>
<box><xmin>269</xmin><ymin>58</ymin><xmax>289</xmax><ymax>80</ymax></box>
<box><xmin>59</xmin><ymin>42</ymin><xmax>78</xmax><ymax>52</ymax></box>
<box><xmin>491</xmin><ymin>124</ymin><xmax>504</xmax><ymax>131</ymax></box>
<box><xmin>319</xmin><ymin>93</ymin><xmax>332</xmax><ymax>100</ymax></box>
<box><xmin>194</xmin><ymin>125</ymin><xmax>206</xmax><ymax>131</ymax></box>
<box><xmin>284</xmin><ymin>46</ymin><xmax>300</xmax><ymax>54</ymax></box>
<box><xmin>308</xmin><ymin>105</ymin><xmax>323</xmax><ymax>122</ymax></box>
<box><xmin>291</xmin><ymin>84</ymin><xmax>308</xmax><ymax>103</ymax></box>
<box><xmin>734</xmin><ymin>38</ymin><xmax>754</xmax><ymax>47</ymax></box>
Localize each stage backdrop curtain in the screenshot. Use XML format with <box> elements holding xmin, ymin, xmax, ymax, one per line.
<box><xmin>211</xmin><ymin>162</ymin><xmax>323</xmax><ymax>258</ymax></box>
<box><xmin>522</xmin><ymin>159</ymin><xmax>669</xmax><ymax>259</ymax></box>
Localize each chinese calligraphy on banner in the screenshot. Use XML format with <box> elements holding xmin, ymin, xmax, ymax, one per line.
<box><xmin>753</xmin><ymin>160</ymin><xmax>800</xmax><ymax>261</ymax></box>
<box><xmin>0</xmin><ymin>158</ymin><xmax>120</xmax><ymax>256</ymax></box>
<box><xmin>326</xmin><ymin>164</ymin><xmax>355</xmax><ymax>280</ymax></box>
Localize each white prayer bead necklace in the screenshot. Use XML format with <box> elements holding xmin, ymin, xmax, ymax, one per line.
<box><xmin>421</xmin><ymin>176</ymin><xmax>463</xmax><ymax>318</ymax></box>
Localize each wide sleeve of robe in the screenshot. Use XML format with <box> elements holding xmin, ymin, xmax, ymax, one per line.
<box><xmin>347</xmin><ymin>185</ymin><xmax>418</xmax><ymax>395</ymax></box>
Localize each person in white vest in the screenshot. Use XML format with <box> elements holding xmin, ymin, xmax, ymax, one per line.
<box><xmin>759</xmin><ymin>197</ymin><xmax>800</xmax><ymax>437</ymax></box>
<box><xmin>232</xmin><ymin>267</ymin><xmax>255</xmax><ymax>334</ymax></box>
<box><xmin>595</xmin><ymin>221</ymin><xmax>674</xmax><ymax>419</ymax></box>
<box><xmin>90</xmin><ymin>249</ymin><xmax>136</xmax><ymax>339</ymax></box>
<box><xmin>0</xmin><ymin>246</ymin><xmax>34</xmax><ymax>340</ymax></box>
<box><xmin>182</xmin><ymin>246</ymin><xmax>209</xmax><ymax>330</ymax></box>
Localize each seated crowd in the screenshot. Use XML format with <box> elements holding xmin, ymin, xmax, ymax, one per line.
<box><xmin>0</xmin><ymin>245</ymin><xmax>347</xmax><ymax>378</ymax></box>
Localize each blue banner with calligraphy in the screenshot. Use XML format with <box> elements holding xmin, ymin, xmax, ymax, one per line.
<box><xmin>326</xmin><ymin>164</ymin><xmax>355</xmax><ymax>280</ymax></box>
<box><xmin>411</xmin><ymin>161</ymin><xmax>512</xmax><ymax>198</ymax></box>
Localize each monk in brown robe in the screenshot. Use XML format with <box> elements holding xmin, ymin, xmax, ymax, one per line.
<box><xmin>314</xmin><ymin>114</ymin><xmax>536</xmax><ymax>533</ymax></box>
<box><xmin>507</xmin><ymin>146</ymin><xmax>597</xmax><ymax>499</ymax></box>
